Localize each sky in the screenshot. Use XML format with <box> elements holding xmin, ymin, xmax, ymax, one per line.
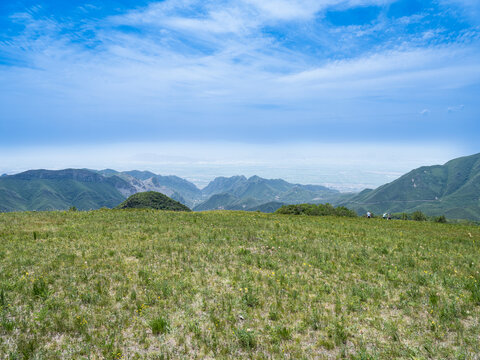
<box><xmin>0</xmin><ymin>0</ymin><xmax>479</xmax><ymax>190</ymax></box>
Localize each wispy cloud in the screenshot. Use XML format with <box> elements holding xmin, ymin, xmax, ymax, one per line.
<box><xmin>447</xmin><ymin>104</ymin><xmax>465</xmax><ymax>113</ymax></box>
<box><xmin>439</xmin><ymin>0</ymin><xmax>480</xmax><ymax>22</ymax></box>
<box><xmin>114</xmin><ymin>0</ymin><xmax>396</xmax><ymax>33</ymax></box>
<box><xmin>0</xmin><ymin>0</ymin><xmax>479</xmax><ymax>152</ymax></box>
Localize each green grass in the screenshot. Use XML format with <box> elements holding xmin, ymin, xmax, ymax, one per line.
<box><xmin>0</xmin><ymin>209</ymin><xmax>479</xmax><ymax>359</ymax></box>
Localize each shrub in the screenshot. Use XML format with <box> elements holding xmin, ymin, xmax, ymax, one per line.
<box><xmin>434</xmin><ymin>215</ymin><xmax>447</xmax><ymax>223</ymax></box>
<box><xmin>275</xmin><ymin>203</ymin><xmax>357</xmax><ymax>217</ymax></box>
<box><xmin>412</xmin><ymin>211</ymin><xmax>427</xmax><ymax>221</ymax></box>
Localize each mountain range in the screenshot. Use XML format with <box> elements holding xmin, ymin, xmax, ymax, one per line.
<box><xmin>0</xmin><ymin>169</ymin><xmax>341</xmax><ymax>212</ymax></box>
<box><xmin>194</xmin><ymin>175</ymin><xmax>340</xmax><ymax>211</ymax></box>
<box><xmin>1</xmin><ymin>152</ymin><xmax>479</xmax><ymax>220</ymax></box>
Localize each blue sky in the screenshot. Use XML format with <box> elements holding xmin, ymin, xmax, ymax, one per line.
<box><xmin>0</xmin><ymin>0</ymin><xmax>479</xmax><ymax>189</ymax></box>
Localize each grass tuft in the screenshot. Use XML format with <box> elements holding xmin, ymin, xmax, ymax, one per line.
<box><xmin>150</xmin><ymin>316</ymin><xmax>170</xmax><ymax>335</ymax></box>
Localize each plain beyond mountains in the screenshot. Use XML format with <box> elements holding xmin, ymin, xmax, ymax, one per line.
<box><xmin>0</xmin><ymin>153</ymin><xmax>479</xmax><ymax>221</ymax></box>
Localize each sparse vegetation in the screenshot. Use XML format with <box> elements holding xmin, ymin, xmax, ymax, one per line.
<box><xmin>0</xmin><ymin>209</ymin><xmax>479</xmax><ymax>358</ymax></box>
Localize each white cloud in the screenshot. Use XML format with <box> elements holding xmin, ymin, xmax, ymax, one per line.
<box><xmin>242</xmin><ymin>0</ymin><xmax>323</xmax><ymax>20</ymax></box>
<box><xmin>242</xmin><ymin>0</ymin><xmax>396</xmax><ymax>20</ymax></box>
<box><xmin>278</xmin><ymin>44</ymin><xmax>480</xmax><ymax>95</ymax></box>
<box><xmin>112</xmin><ymin>0</ymin><xmax>395</xmax><ymax>35</ymax></box>
<box><xmin>439</xmin><ymin>0</ymin><xmax>480</xmax><ymax>11</ymax></box>
<box><xmin>447</xmin><ymin>104</ymin><xmax>465</xmax><ymax>113</ymax></box>
<box><xmin>420</xmin><ymin>109</ymin><xmax>431</xmax><ymax>116</ymax></box>
<box><xmin>438</xmin><ymin>0</ymin><xmax>480</xmax><ymax>24</ymax></box>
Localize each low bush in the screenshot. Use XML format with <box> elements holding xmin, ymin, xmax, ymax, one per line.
<box><xmin>275</xmin><ymin>203</ymin><xmax>357</xmax><ymax>217</ymax></box>
<box><xmin>434</xmin><ymin>215</ymin><xmax>447</xmax><ymax>223</ymax></box>
<box><xmin>412</xmin><ymin>211</ymin><xmax>427</xmax><ymax>221</ymax></box>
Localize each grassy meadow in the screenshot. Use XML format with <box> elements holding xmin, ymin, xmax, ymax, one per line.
<box><xmin>0</xmin><ymin>210</ymin><xmax>479</xmax><ymax>359</ymax></box>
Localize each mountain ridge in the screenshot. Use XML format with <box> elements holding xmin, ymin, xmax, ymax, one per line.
<box><xmin>0</xmin><ymin>169</ymin><xmax>134</xmax><ymax>211</ymax></box>
<box><xmin>1</xmin><ymin>152</ymin><xmax>479</xmax><ymax>220</ymax></box>
<box><xmin>0</xmin><ymin>169</ymin><xmax>341</xmax><ymax>212</ymax></box>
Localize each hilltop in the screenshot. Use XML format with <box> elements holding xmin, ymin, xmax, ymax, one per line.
<box><xmin>342</xmin><ymin>153</ymin><xmax>480</xmax><ymax>220</ymax></box>
<box><xmin>115</xmin><ymin>191</ymin><xmax>191</xmax><ymax>211</ymax></box>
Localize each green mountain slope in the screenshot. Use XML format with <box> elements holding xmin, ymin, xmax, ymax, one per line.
<box><xmin>194</xmin><ymin>193</ymin><xmax>239</xmax><ymax>211</ymax></box>
<box><xmin>115</xmin><ymin>191</ymin><xmax>191</xmax><ymax>211</ymax></box>
<box><xmin>201</xmin><ymin>176</ymin><xmax>248</xmax><ymax>196</ymax></box>
<box><xmin>150</xmin><ymin>175</ymin><xmax>201</xmax><ymax>202</ymax></box>
<box><xmin>343</xmin><ymin>153</ymin><xmax>480</xmax><ymax>220</ymax></box>
<box><xmin>246</xmin><ymin>201</ymin><xmax>285</xmax><ymax>213</ymax></box>
<box><xmin>0</xmin><ymin>169</ymin><xmax>134</xmax><ymax>211</ymax></box>
<box><xmin>194</xmin><ymin>192</ymin><xmax>275</xmax><ymax>212</ymax></box>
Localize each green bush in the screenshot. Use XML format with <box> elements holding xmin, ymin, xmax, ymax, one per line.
<box><xmin>434</xmin><ymin>215</ymin><xmax>447</xmax><ymax>223</ymax></box>
<box><xmin>412</xmin><ymin>211</ymin><xmax>427</xmax><ymax>221</ymax></box>
<box><xmin>275</xmin><ymin>203</ymin><xmax>357</xmax><ymax>217</ymax></box>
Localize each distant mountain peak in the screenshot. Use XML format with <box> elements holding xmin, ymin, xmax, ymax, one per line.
<box><xmin>124</xmin><ymin>170</ymin><xmax>158</xmax><ymax>181</ymax></box>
